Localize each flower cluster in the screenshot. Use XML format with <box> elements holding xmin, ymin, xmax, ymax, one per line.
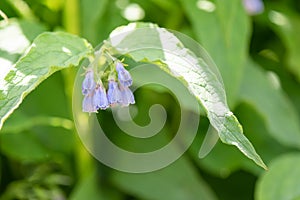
<box><xmin>82</xmin><ymin>61</ymin><xmax>135</xmax><ymax>113</ymax></box>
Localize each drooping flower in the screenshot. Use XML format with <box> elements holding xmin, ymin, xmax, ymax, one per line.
<box><xmin>243</xmin><ymin>0</ymin><xmax>264</xmax><ymax>15</ymax></box>
<box><xmin>116</xmin><ymin>62</ymin><xmax>132</xmax><ymax>87</ymax></box>
<box><xmin>119</xmin><ymin>84</ymin><xmax>135</xmax><ymax>106</ymax></box>
<box><xmin>82</xmin><ymin>70</ymin><xmax>96</xmax><ymax>95</ymax></box>
<box><xmin>93</xmin><ymin>85</ymin><xmax>109</xmax><ymax>110</ymax></box>
<box><xmin>81</xmin><ymin>57</ymin><xmax>135</xmax><ymax>113</ymax></box>
<box><xmin>82</xmin><ymin>93</ymin><xmax>97</xmax><ymax>113</ymax></box>
<box><xmin>107</xmin><ymin>80</ymin><xmax>123</xmax><ymax>105</ymax></box>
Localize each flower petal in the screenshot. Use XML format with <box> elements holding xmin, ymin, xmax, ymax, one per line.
<box><xmin>82</xmin><ymin>70</ymin><xmax>96</xmax><ymax>95</ymax></box>
<box><xmin>120</xmin><ymin>85</ymin><xmax>135</xmax><ymax>106</ymax></box>
<box><xmin>116</xmin><ymin>62</ymin><xmax>133</xmax><ymax>87</ymax></box>
<box><xmin>82</xmin><ymin>93</ymin><xmax>97</xmax><ymax>113</ymax></box>
<box><xmin>107</xmin><ymin>80</ymin><xmax>122</xmax><ymax>105</ymax></box>
<box><xmin>93</xmin><ymin>85</ymin><xmax>109</xmax><ymax>110</ymax></box>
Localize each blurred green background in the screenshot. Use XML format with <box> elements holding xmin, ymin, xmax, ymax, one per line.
<box><xmin>1</xmin><ymin>0</ymin><xmax>300</xmax><ymax>199</ymax></box>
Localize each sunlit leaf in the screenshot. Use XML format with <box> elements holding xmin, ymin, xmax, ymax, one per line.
<box><xmin>0</xmin><ymin>19</ymin><xmax>47</xmax><ymax>99</ymax></box>
<box><xmin>0</xmin><ymin>19</ymin><xmax>46</xmax><ymax>55</ymax></box>
<box><xmin>106</xmin><ymin>22</ymin><xmax>266</xmax><ymax>169</ymax></box>
<box><xmin>180</xmin><ymin>0</ymin><xmax>250</xmax><ymax>105</ymax></box>
<box><xmin>0</xmin><ymin>31</ymin><xmax>93</xmax><ymax>130</ymax></box>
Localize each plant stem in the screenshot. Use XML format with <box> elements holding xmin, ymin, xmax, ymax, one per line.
<box><xmin>62</xmin><ymin>0</ymin><xmax>93</xmax><ymax>180</ymax></box>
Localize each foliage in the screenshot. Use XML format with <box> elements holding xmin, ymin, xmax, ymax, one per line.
<box><xmin>0</xmin><ymin>0</ymin><xmax>300</xmax><ymax>199</ymax></box>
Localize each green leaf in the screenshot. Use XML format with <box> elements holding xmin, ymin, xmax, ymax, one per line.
<box><xmin>0</xmin><ymin>31</ymin><xmax>93</xmax><ymax>130</ymax></box>
<box><xmin>80</xmin><ymin>0</ymin><xmax>109</xmax><ymax>44</ymax></box>
<box><xmin>255</xmin><ymin>153</ymin><xmax>300</xmax><ymax>200</ymax></box>
<box><xmin>0</xmin><ymin>19</ymin><xmax>47</xmax><ymax>99</ymax></box>
<box><xmin>0</xmin><ymin>131</ymin><xmax>50</xmax><ymax>161</ymax></box>
<box><xmin>106</xmin><ymin>23</ymin><xmax>266</xmax><ymax>169</ymax></box>
<box><xmin>0</xmin><ymin>154</ymin><xmax>1</xmax><ymax>183</ymax></box>
<box><xmin>110</xmin><ymin>156</ymin><xmax>217</xmax><ymax>200</ymax></box>
<box><xmin>1</xmin><ymin>115</ymin><xmax>73</xmax><ymax>134</ymax></box>
<box><xmin>192</xmin><ymin>102</ymin><xmax>289</xmax><ymax>177</ymax></box>
<box><xmin>79</xmin><ymin>0</ymin><xmax>127</xmax><ymax>45</ymax></box>
<box><xmin>239</xmin><ymin>60</ymin><xmax>300</xmax><ymax>148</ymax></box>
<box><xmin>190</xmin><ymin>128</ymin><xmax>253</xmax><ymax>177</ymax></box>
<box><xmin>267</xmin><ymin>5</ymin><xmax>300</xmax><ymax>82</ymax></box>
<box><xmin>70</xmin><ymin>168</ymin><xmax>122</xmax><ymax>200</ymax></box>
<box><xmin>180</xmin><ymin>0</ymin><xmax>250</xmax><ymax>105</ymax></box>
<box><xmin>1</xmin><ymin>72</ymin><xmax>76</xmax><ymax>154</ymax></box>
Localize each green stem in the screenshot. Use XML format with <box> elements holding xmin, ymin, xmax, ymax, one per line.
<box><xmin>6</xmin><ymin>0</ymin><xmax>36</xmax><ymax>20</ymax></box>
<box><xmin>63</xmin><ymin>0</ymin><xmax>80</xmax><ymax>34</ymax></box>
<box><xmin>62</xmin><ymin>0</ymin><xmax>93</xmax><ymax>180</ymax></box>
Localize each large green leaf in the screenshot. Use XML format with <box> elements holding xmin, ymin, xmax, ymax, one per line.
<box><xmin>239</xmin><ymin>60</ymin><xmax>300</xmax><ymax>148</ymax></box>
<box><xmin>0</xmin><ymin>31</ymin><xmax>93</xmax><ymax>130</ymax></box>
<box><xmin>180</xmin><ymin>0</ymin><xmax>250</xmax><ymax>105</ymax></box>
<box><xmin>110</xmin><ymin>156</ymin><xmax>217</xmax><ymax>200</ymax></box>
<box><xmin>106</xmin><ymin>23</ymin><xmax>266</xmax><ymax>169</ymax></box>
<box><xmin>255</xmin><ymin>153</ymin><xmax>300</xmax><ymax>200</ymax></box>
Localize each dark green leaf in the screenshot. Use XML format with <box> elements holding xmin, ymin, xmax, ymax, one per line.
<box><xmin>268</xmin><ymin>5</ymin><xmax>300</xmax><ymax>82</ymax></box>
<box><xmin>0</xmin><ymin>131</ymin><xmax>50</xmax><ymax>161</ymax></box>
<box><xmin>239</xmin><ymin>60</ymin><xmax>300</xmax><ymax>148</ymax></box>
<box><xmin>70</xmin><ymin>168</ymin><xmax>122</xmax><ymax>200</ymax></box>
<box><xmin>111</xmin><ymin>156</ymin><xmax>217</xmax><ymax>200</ymax></box>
